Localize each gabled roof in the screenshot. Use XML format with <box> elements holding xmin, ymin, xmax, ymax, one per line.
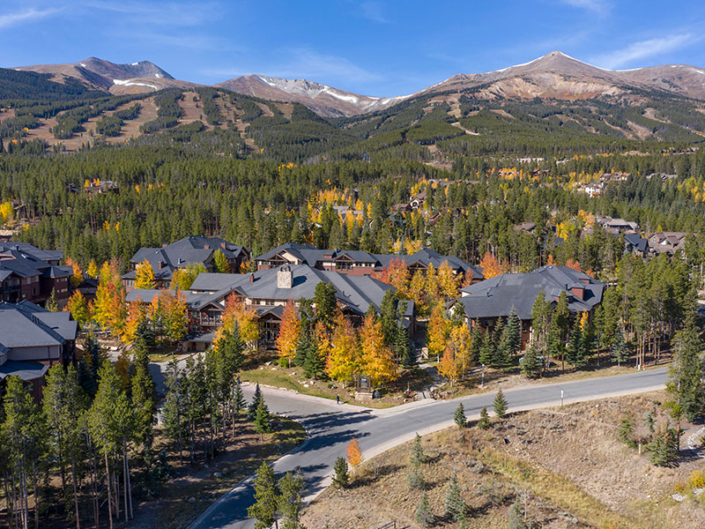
<box><xmin>131</xmin><ymin>265</ymin><xmax>397</xmax><ymax>317</ymax></box>
<box><xmin>128</xmin><ymin>236</ymin><xmax>247</xmax><ymax>274</ymax></box>
<box><xmin>255</xmin><ymin>242</ymin><xmax>319</xmax><ymax>263</ymax></box>
<box><xmin>0</xmin><ymin>302</ymin><xmax>77</xmax><ymax>349</ymax></box>
<box><xmin>0</xmin><ymin>242</ymin><xmax>62</xmax><ymax>263</ymax></box>
<box><xmin>255</xmin><ymin>244</ymin><xmax>483</xmax><ymax>279</ymax></box>
<box><xmin>455</xmin><ymin>265</ymin><xmax>604</xmax><ymax>321</ymax></box>
<box><xmin>375</xmin><ymin>249</ymin><xmax>484</xmax><ymax>279</ymax></box>
<box><xmin>0</xmin><ymin>251</ymin><xmax>50</xmax><ymax>278</ymax></box>
<box><xmin>625</xmin><ymin>233</ymin><xmax>648</xmax><ymax>253</ymax></box>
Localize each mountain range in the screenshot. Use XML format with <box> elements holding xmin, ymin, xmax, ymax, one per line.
<box><xmin>11</xmin><ymin>51</ymin><xmax>705</xmax><ymax>117</ymax></box>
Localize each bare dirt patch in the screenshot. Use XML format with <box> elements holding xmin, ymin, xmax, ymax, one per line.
<box><xmin>303</xmin><ymin>391</ymin><xmax>705</xmax><ymax>529</ymax></box>
<box><xmin>128</xmin><ymin>416</ymin><xmax>306</xmax><ymax>529</ymax></box>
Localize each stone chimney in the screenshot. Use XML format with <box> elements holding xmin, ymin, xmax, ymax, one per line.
<box><xmin>277</xmin><ymin>265</ymin><xmax>293</xmax><ymax>289</ymax></box>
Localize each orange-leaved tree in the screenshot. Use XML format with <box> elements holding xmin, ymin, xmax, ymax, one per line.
<box><xmin>479</xmin><ymin>251</ymin><xmax>504</xmax><ymax>279</ymax></box>
<box><xmin>65</xmin><ymin>257</ymin><xmax>83</xmax><ymax>288</ymax></box>
<box><xmin>122</xmin><ymin>297</ymin><xmax>147</xmax><ymax>344</ymax></box>
<box><xmin>346</xmin><ymin>438</ymin><xmax>364</xmax><ymax>471</ymax></box>
<box><xmin>222</xmin><ymin>294</ymin><xmax>259</xmax><ymax>350</ymax></box>
<box><xmin>275</xmin><ymin>300</ymin><xmax>300</xmax><ymax>366</ymax></box>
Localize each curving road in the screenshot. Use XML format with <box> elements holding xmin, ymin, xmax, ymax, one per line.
<box><xmin>187</xmin><ymin>367</ymin><xmax>667</xmax><ymax>529</ymax></box>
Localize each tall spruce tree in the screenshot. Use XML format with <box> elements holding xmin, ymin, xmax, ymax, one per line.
<box><xmin>566</xmin><ymin>323</ymin><xmax>585</xmax><ymax>367</ymax></box>
<box><xmin>493</xmin><ymin>388</ymin><xmax>508</xmax><ymax>419</ymax></box>
<box><xmin>248</xmin><ymin>462</ymin><xmax>280</xmax><ymax>529</ymax></box>
<box><xmin>454</xmin><ymin>403</ymin><xmax>467</xmax><ymax>427</ymax></box>
<box><xmin>611</xmin><ymin>327</ymin><xmax>629</xmax><ymax>366</ymax></box>
<box><xmin>247</xmin><ymin>383</ymin><xmax>264</xmax><ymax>422</ymax></box>
<box><xmin>278</xmin><ymin>471</ymin><xmax>306</xmax><ymax>529</ymax></box>
<box><xmin>667</xmin><ymin>308</ymin><xmax>704</xmax><ymax>421</ymax></box>
<box><xmin>445</xmin><ymin>473</ymin><xmax>466</xmax><ymax>521</ymax></box>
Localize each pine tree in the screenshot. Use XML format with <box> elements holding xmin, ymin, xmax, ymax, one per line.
<box><xmin>479</xmin><ymin>328</ymin><xmax>495</xmax><ymax>366</ymax></box>
<box><xmin>611</xmin><ymin>327</ymin><xmax>629</xmax><ymax>366</ymax></box>
<box><xmin>667</xmin><ymin>308</ymin><xmax>703</xmax><ymax>421</ymax></box>
<box><xmin>162</xmin><ymin>359</ymin><xmax>186</xmax><ymax>463</ymax></box>
<box><xmin>415</xmin><ymin>491</ymin><xmax>434</xmax><ymax>528</ymax></box>
<box><xmin>304</xmin><ymin>321</ymin><xmax>328</xmax><ymax>379</ymax></box>
<box><xmin>233</xmin><ymin>383</ymin><xmax>246</xmax><ymax>421</ymax></box>
<box><xmin>647</xmin><ymin>428</ymin><xmax>678</xmax><ymax>467</ymax></box>
<box><xmin>478</xmin><ymin>406</ymin><xmax>491</xmax><ymax>429</ymax></box>
<box><xmin>247</xmin><ymin>384</ymin><xmax>264</xmax><ymax>422</ymax></box>
<box><xmin>505</xmin><ymin>307</ymin><xmax>522</xmax><ymax>360</ymax></box>
<box><xmin>332</xmin><ymin>456</ymin><xmax>349</xmax><ymax>488</ymax></box>
<box><xmin>400</xmin><ymin>322</ymin><xmax>417</xmax><ymax>368</ymax></box>
<box><xmin>493</xmin><ymin>388</ymin><xmax>508</xmax><ymax>419</ymax></box>
<box><xmin>507</xmin><ymin>500</ymin><xmax>529</xmax><ymax>529</ymax></box>
<box><xmin>313</xmin><ymin>282</ymin><xmax>337</xmax><ymax>332</ymax></box>
<box><xmin>79</xmin><ymin>332</ymin><xmax>104</xmax><ymax>397</ymax></box>
<box><xmin>89</xmin><ymin>360</ymin><xmax>136</xmax><ymax>524</ymax></box>
<box><xmin>379</xmin><ymin>289</ymin><xmax>399</xmax><ymax>348</ymax></box>
<box><xmin>454</xmin><ymin>403</ymin><xmax>467</xmax><ymax>427</ymax></box>
<box><xmin>253</xmin><ymin>401</ymin><xmax>272</xmax><ymax>435</ymax></box>
<box><xmin>2</xmin><ymin>375</ymin><xmax>49</xmax><ymax>529</ymax></box>
<box><xmin>445</xmin><ymin>473</ymin><xmax>466</xmax><ymax>521</ymax></box>
<box><xmin>43</xmin><ymin>364</ymin><xmax>86</xmax><ymax>525</ymax></box>
<box><xmin>248</xmin><ymin>461</ymin><xmax>280</xmax><ymax>529</ymax></box>
<box><xmin>521</xmin><ymin>341</ymin><xmax>542</xmax><ymax>379</ymax></box>
<box><xmin>46</xmin><ymin>288</ymin><xmax>59</xmax><ymax>312</ymax></box>
<box><xmin>566</xmin><ymin>323</ymin><xmax>585</xmax><ymax>367</ymax></box>
<box><xmin>278</xmin><ymin>471</ymin><xmax>306</xmax><ymax>529</ymax></box>
<box><xmin>131</xmin><ymin>338</ymin><xmax>157</xmax><ymax>446</ymax></box>
<box><xmin>617</xmin><ymin>417</ymin><xmax>636</xmax><ymax>448</ymax></box>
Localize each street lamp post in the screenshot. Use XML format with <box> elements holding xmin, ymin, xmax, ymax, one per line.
<box><xmin>481</xmin><ymin>363</ymin><xmax>485</xmax><ymax>388</ymax></box>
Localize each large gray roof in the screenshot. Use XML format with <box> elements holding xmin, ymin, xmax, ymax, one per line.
<box><xmin>454</xmin><ymin>265</ymin><xmax>604</xmax><ymax>321</ymax></box>
<box><xmin>0</xmin><ymin>242</ymin><xmax>62</xmax><ymax>263</ymax></box>
<box><xmin>129</xmin><ymin>264</ymin><xmax>399</xmax><ymax>316</ymax></box>
<box><xmin>127</xmin><ymin>236</ymin><xmax>247</xmax><ymax>277</ymax></box>
<box><xmin>0</xmin><ymin>302</ymin><xmax>77</xmax><ymax>349</ymax></box>
<box><xmin>0</xmin><ymin>361</ymin><xmax>49</xmax><ymax>382</ymax></box>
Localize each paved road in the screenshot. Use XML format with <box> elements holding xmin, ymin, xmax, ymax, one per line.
<box><xmin>183</xmin><ymin>366</ymin><xmax>667</xmax><ymax>529</ymax></box>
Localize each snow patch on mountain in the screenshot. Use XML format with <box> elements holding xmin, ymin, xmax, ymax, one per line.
<box><xmin>113</xmin><ymin>79</ymin><xmax>158</xmax><ymax>90</ymax></box>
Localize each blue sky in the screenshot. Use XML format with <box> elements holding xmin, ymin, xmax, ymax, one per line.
<box><xmin>1</xmin><ymin>0</ymin><xmax>704</xmax><ymax>96</ymax></box>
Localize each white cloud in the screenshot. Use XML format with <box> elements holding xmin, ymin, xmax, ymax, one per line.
<box><xmin>556</xmin><ymin>0</ymin><xmax>610</xmax><ymax>15</ymax></box>
<box><xmin>360</xmin><ymin>1</ymin><xmax>388</xmax><ymax>23</ymax></box>
<box><xmin>591</xmin><ymin>34</ymin><xmax>697</xmax><ymax>69</ymax></box>
<box><xmin>204</xmin><ymin>48</ymin><xmax>380</xmax><ymax>87</ymax></box>
<box><xmin>81</xmin><ymin>0</ymin><xmax>219</xmax><ymax>27</ymax></box>
<box><xmin>0</xmin><ymin>7</ymin><xmax>61</xmax><ymax>29</ymax></box>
